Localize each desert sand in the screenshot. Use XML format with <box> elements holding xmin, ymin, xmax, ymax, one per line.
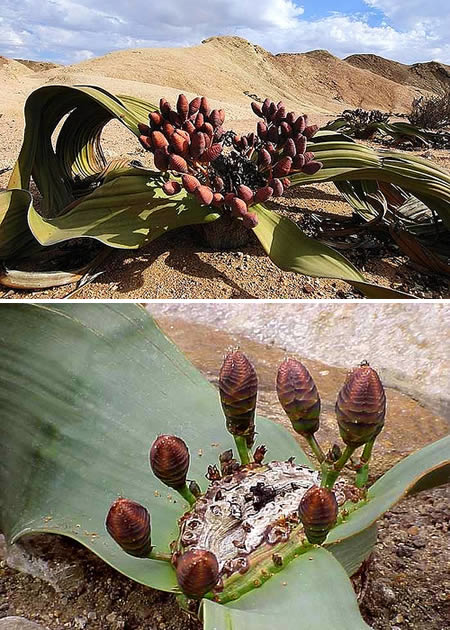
<box><xmin>0</xmin><ymin>37</ymin><xmax>449</xmax><ymax>299</ymax></box>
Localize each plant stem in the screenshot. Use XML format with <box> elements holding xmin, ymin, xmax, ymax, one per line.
<box><xmin>321</xmin><ymin>445</ymin><xmax>356</xmax><ymax>489</ymax></box>
<box><xmin>356</xmin><ymin>439</ymin><xmax>375</xmax><ymax>488</ymax></box>
<box><xmin>234</xmin><ymin>435</ymin><xmax>252</xmax><ymax>465</ymax></box>
<box><xmin>177</xmin><ymin>483</ymin><xmax>197</xmax><ymax>506</ymax></box>
<box><xmin>149</xmin><ymin>550</ymin><xmax>172</xmax><ymax>562</ymax></box>
<box><xmin>305</xmin><ymin>434</ymin><xmax>326</xmax><ymax>464</ymax></box>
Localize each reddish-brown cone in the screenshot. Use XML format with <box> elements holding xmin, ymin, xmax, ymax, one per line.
<box><xmin>150</xmin><ymin>435</ymin><xmax>190</xmax><ymax>489</ymax></box>
<box><xmin>169</xmin><ymin>154</ymin><xmax>188</xmax><ymax>173</ymax></box>
<box><xmin>231</xmin><ymin>197</ymin><xmax>248</xmax><ymax>218</ymax></box>
<box><xmin>203</xmin><ymin>144</ymin><xmax>223</xmax><ymax>162</ymax></box>
<box><xmin>139</xmin><ymin>135</ymin><xmax>152</xmax><ymax>151</ymax></box>
<box><xmin>254</xmin><ymin>186</ymin><xmax>273</xmax><ymax>204</ymax></box>
<box><xmin>299</xmin><ymin>486</ymin><xmax>338</xmax><ymax>545</ymax></box>
<box><xmin>303</xmin><ymin>161</ymin><xmax>323</xmax><ymax>175</ymax></box>
<box><xmin>154</xmin><ymin>149</ymin><xmax>170</xmax><ymax>171</ymax></box>
<box><xmin>219</xmin><ymin>351</ymin><xmax>258</xmax><ymax>447</ymax></box>
<box><xmin>163</xmin><ymin>181</ymin><xmax>181</xmax><ymax>196</ymax></box>
<box><xmin>195</xmin><ymin>185</ymin><xmax>214</xmax><ymax>206</ymax></box>
<box><xmin>273</xmin><ymin>157</ymin><xmax>293</xmax><ymax>178</ymax></box>
<box><xmin>335</xmin><ymin>364</ymin><xmax>386</xmax><ymax>447</ymax></box>
<box><xmin>106</xmin><ymin>498</ymin><xmax>152</xmax><ymax>557</ymax></box>
<box><xmin>176</xmin><ymin>550</ymin><xmax>220</xmax><ymax>599</ymax></box>
<box><xmin>277</xmin><ymin>358</ymin><xmax>321</xmax><ymax>435</ymax></box>
<box><xmin>243</xmin><ymin>212</ymin><xmax>258</xmax><ymax>229</ymax></box>
<box><xmin>189</xmin><ymin>97</ymin><xmax>201</xmax><ymax>117</ymax></box>
<box><xmin>149</xmin><ymin>112</ymin><xmax>163</xmax><ymax>128</ymax></box>
<box><xmin>151</xmin><ymin>131</ymin><xmax>169</xmax><ymax>150</ymax></box>
<box><xmin>212</xmin><ymin>193</ymin><xmax>225</xmax><ymax>207</ymax></box>
<box><xmin>177</xmin><ymin>94</ymin><xmax>189</xmax><ymax>120</ymax></box>
<box><xmin>138</xmin><ymin>123</ymin><xmax>151</xmax><ymax>136</ymax></box>
<box><xmin>182</xmin><ymin>174</ymin><xmax>201</xmax><ymax>194</ymax></box>
<box><xmin>237</xmin><ymin>185</ymin><xmax>254</xmax><ymax>204</ymax></box>
<box><xmin>269</xmin><ymin>178</ymin><xmax>284</xmax><ymax>196</ymax></box>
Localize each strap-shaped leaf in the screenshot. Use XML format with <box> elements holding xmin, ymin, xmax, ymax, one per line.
<box><xmin>28</xmin><ymin>170</ymin><xmax>220</xmax><ymax>249</ymax></box>
<box><xmin>290</xmin><ymin>140</ymin><xmax>450</xmax><ymax>229</ymax></box>
<box><xmin>326</xmin><ymin>435</ymin><xmax>450</xmax><ymax>545</ymax></box>
<box><xmin>202</xmin><ymin>547</ymin><xmax>371</xmax><ymax>629</ymax></box>
<box><xmin>252</xmin><ymin>204</ymin><xmax>414</xmax><ymax>299</ymax></box>
<box><xmin>0</xmin><ymin>304</ymin><xmax>309</xmax><ymax>592</ymax></box>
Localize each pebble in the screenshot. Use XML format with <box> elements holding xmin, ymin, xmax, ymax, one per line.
<box><xmin>396</xmin><ymin>544</ymin><xmax>414</xmax><ymax>558</ymax></box>
<box><xmin>379</xmin><ymin>584</ymin><xmax>396</xmax><ymax>605</ymax></box>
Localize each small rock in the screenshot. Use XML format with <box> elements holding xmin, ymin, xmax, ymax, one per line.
<box><xmin>87</xmin><ymin>613</ymin><xmax>97</xmax><ymax>621</ymax></box>
<box><xmin>396</xmin><ymin>544</ymin><xmax>413</xmax><ymax>558</ymax></box>
<box><xmin>411</xmin><ymin>536</ymin><xmax>426</xmax><ymax>549</ymax></box>
<box><xmin>379</xmin><ymin>584</ymin><xmax>396</xmax><ymax>605</ymax></box>
<box><xmin>0</xmin><ymin>619</ymin><xmax>48</xmax><ymax>630</ymax></box>
<box><xmin>105</xmin><ymin>613</ymin><xmax>117</xmax><ymax>623</ymax></box>
<box><xmin>394</xmin><ymin>614</ymin><xmax>405</xmax><ymax>624</ymax></box>
<box><xmin>407</xmin><ymin>525</ymin><xmax>419</xmax><ymax>536</ymax></box>
<box><xmin>73</xmin><ymin>617</ymin><xmax>87</xmax><ymax>630</ymax></box>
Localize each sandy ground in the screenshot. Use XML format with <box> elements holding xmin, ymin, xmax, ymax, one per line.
<box><xmin>0</xmin><ymin>40</ymin><xmax>449</xmax><ymax>300</ymax></box>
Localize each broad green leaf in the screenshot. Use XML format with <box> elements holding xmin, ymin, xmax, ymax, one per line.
<box><xmin>252</xmin><ymin>204</ymin><xmax>414</xmax><ymax>299</ymax></box>
<box><xmin>326</xmin><ymin>435</ymin><xmax>450</xmax><ymax>545</ymax></box>
<box><xmin>291</xmin><ymin>139</ymin><xmax>450</xmax><ymax>230</ymax></box>
<box><xmin>0</xmin><ymin>189</ymin><xmax>36</xmax><ymax>258</ymax></box>
<box><xmin>28</xmin><ymin>170</ymin><xmax>220</xmax><ymax>249</ymax></box>
<box><xmin>0</xmin><ymin>304</ymin><xmax>309</xmax><ymax>592</ymax></box>
<box><xmin>202</xmin><ymin>547</ymin><xmax>371</xmax><ymax>630</ymax></box>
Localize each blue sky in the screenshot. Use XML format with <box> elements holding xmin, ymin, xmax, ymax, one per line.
<box><xmin>0</xmin><ymin>0</ymin><xmax>449</xmax><ymax>65</ymax></box>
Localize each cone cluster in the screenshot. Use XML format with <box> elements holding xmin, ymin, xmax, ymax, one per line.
<box><xmin>138</xmin><ymin>95</ymin><xmax>324</xmax><ymax>230</ymax></box>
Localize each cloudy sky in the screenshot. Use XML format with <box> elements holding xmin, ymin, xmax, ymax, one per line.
<box><xmin>0</xmin><ymin>0</ymin><xmax>448</xmax><ymax>65</ymax></box>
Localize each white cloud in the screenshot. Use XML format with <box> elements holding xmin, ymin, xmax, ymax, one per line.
<box><xmin>0</xmin><ymin>0</ymin><xmax>449</xmax><ymax>65</ymax></box>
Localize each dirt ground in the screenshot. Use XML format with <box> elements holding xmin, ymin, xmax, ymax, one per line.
<box><xmin>1</xmin><ymin>315</ymin><xmax>448</xmax><ymax>629</ymax></box>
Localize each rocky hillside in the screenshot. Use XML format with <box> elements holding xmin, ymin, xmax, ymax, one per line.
<box><xmin>345</xmin><ymin>53</ymin><xmax>450</xmax><ymax>95</ymax></box>
<box><xmin>43</xmin><ymin>36</ymin><xmax>425</xmax><ymax>114</ymax></box>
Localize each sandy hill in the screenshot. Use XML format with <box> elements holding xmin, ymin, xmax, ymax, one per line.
<box><xmin>0</xmin><ymin>56</ymin><xmax>35</xmax><ymax>81</ymax></box>
<box><xmin>345</xmin><ymin>54</ymin><xmax>450</xmax><ymax>95</ymax></box>
<box><xmin>274</xmin><ymin>48</ymin><xmax>424</xmax><ymax>111</ymax></box>
<box><xmin>39</xmin><ymin>36</ymin><xmax>425</xmax><ymax>115</ymax></box>
<box><xmin>14</xmin><ymin>59</ymin><xmax>61</xmax><ymax>72</ymax></box>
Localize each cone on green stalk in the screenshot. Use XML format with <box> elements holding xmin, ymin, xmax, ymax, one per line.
<box><xmin>298</xmin><ymin>486</ymin><xmax>338</xmax><ymax>545</ymax></box>
<box><xmin>335</xmin><ymin>362</ymin><xmax>386</xmax><ymax>447</ymax></box>
<box><xmin>150</xmin><ymin>434</ymin><xmax>190</xmax><ymax>489</ymax></box>
<box><xmin>276</xmin><ymin>358</ymin><xmax>321</xmax><ymax>435</ymax></box>
<box><xmin>106</xmin><ymin>497</ymin><xmax>152</xmax><ymax>557</ymax></box>
<box><xmin>176</xmin><ymin>549</ymin><xmax>220</xmax><ymax>599</ymax></box>
<box><xmin>218</xmin><ymin>351</ymin><xmax>258</xmax><ymax>448</ymax></box>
